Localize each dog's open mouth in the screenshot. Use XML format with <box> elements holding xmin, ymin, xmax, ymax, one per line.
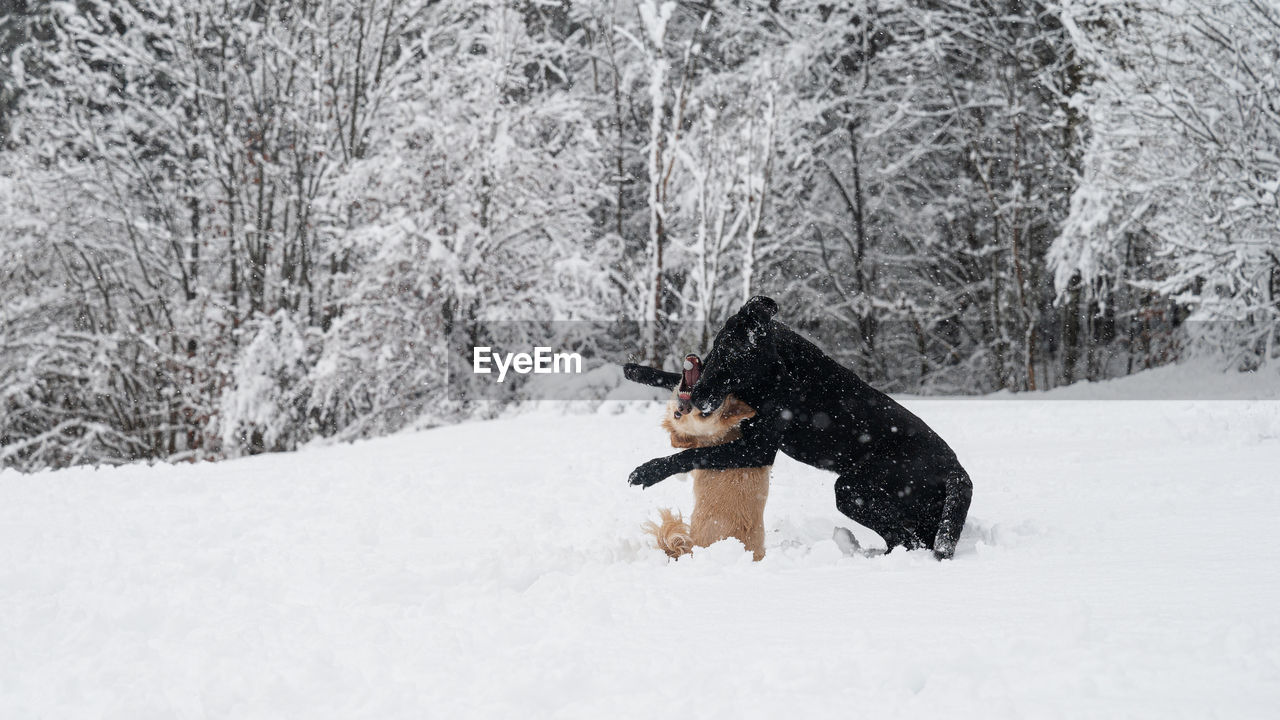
<box><xmin>677</xmin><ymin>354</ymin><xmax>701</xmax><ymax>415</ymax></box>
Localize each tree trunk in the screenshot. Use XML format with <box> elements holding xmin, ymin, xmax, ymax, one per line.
<box><xmin>1061</xmin><ymin>271</ymin><xmax>1083</xmax><ymax>384</ymax></box>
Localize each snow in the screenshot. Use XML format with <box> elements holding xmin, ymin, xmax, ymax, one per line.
<box><xmin>3</xmin><ymin>371</ymin><xmax>1280</xmax><ymax>718</ymax></box>
<box><xmin>637</xmin><ymin>1</ymin><xmax>676</xmax><ymax>48</ymax></box>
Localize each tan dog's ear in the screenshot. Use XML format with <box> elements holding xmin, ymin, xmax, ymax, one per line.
<box><xmin>719</xmin><ymin>395</ymin><xmax>756</xmax><ymax>422</ymax></box>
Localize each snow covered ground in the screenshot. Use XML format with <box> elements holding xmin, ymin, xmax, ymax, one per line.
<box><xmin>4</xmin><ymin>370</ymin><xmax>1280</xmax><ymax>719</ymax></box>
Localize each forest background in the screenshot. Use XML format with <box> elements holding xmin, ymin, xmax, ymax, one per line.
<box><xmin>1</xmin><ymin>0</ymin><xmax>1277</xmax><ymax>470</ymax></box>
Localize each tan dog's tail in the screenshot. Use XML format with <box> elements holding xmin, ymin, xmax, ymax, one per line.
<box><xmin>642</xmin><ymin>508</ymin><xmax>693</xmax><ymax>559</ymax></box>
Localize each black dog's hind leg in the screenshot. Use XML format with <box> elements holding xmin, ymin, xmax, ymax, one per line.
<box><xmin>833</xmin><ymin>474</ymin><xmax>925</xmax><ymax>553</ymax></box>
<box><xmin>623</xmin><ymin>363</ymin><xmax>681</xmax><ymax>390</ymax></box>
<box><xmin>931</xmin><ymin>472</ymin><xmax>973</xmax><ymax>560</ymax></box>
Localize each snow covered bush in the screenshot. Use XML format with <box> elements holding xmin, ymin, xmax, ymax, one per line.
<box><xmin>219</xmin><ymin>311</ymin><xmax>315</xmax><ymax>456</ymax></box>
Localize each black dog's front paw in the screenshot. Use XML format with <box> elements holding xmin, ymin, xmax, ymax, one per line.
<box><xmin>623</xmin><ymin>362</ymin><xmax>649</xmax><ymax>383</ymax></box>
<box><xmin>623</xmin><ymin>363</ymin><xmax>681</xmax><ymax>390</ymax></box>
<box><xmin>628</xmin><ymin>458</ymin><xmax>671</xmax><ymax>488</ymax></box>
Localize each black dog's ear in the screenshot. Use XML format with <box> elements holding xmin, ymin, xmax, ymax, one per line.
<box><xmin>742</xmin><ymin>295</ymin><xmax>778</xmax><ymax>325</ymax></box>
<box><xmin>623</xmin><ymin>363</ymin><xmax>681</xmax><ymax>390</ymax></box>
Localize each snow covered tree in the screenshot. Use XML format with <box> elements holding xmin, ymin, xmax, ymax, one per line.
<box><xmin>308</xmin><ymin>0</ymin><xmax>618</xmax><ymax>434</ymax></box>
<box><xmin>1055</xmin><ymin>0</ymin><xmax>1280</xmax><ymax>370</ymax></box>
<box><xmin>737</xmin><ymin>1</ymin><xmax>1081</xmax><ymax>392</ymax></box>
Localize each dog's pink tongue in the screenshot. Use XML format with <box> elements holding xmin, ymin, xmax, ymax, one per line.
<box><xmin>681</xmin><ymin>355</ymin><xmax>701</xmax><ymax>388</ymax></box>
<box><xmin>678</xmin><ymin>355</ymin><xmax>700</xmax><ymax>413</ymax></box>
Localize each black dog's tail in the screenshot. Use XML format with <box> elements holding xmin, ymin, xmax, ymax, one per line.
<box><xmin>932</xmin><ymin>473</ymin><xmax>973</xmax><ymax>560</ymax></box>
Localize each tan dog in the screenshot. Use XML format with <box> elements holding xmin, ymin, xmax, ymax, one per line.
<box><xmin>643</xmin><ymin>391</ymin><xmax>770</xmax><ymax>561</ymax></box>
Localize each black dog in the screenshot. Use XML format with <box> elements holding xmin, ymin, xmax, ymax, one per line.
<box><xmin>625</xmin><ymin>296</ymin><xmax>973</xmax><ymax>560</ymax></box>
